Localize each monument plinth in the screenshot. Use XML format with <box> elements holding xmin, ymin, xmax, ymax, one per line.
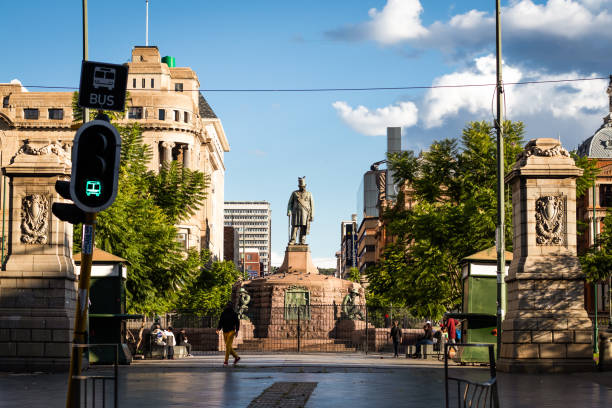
<box><xmin>225</xmin><ymin>176</ymin><xmax>366</xmax><ymax>349</ymax></box>
<box><xmin>0</xmin><ymin>141</ymin><xmax>76</xmax><ymax>372</ymax></box>
<box><xmin>277</xmin><ymin>244</ymin><xmax>318</xmax><ymax>274</ymax></box>
<box><xmin>498</xmin><ymin>138</ymin><xmax>594</xmax><ymax>373</ymax></box>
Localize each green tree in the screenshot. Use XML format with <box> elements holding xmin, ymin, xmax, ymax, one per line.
<box><xmin>581</xmin><ymin>212</ymin><xmax>612</xmax><ymax>283</ymax></box>
<box><xmin>368</xmin><ymin>121</ymin><xmax>524</xmax><ymax>318</ymax></box>
<box><xmin>347</xmin><ymin>267</ymin><xmax>361</xmax><ymax>283</ymax></box>
<box><xmin>174</xmin><ymin>251</ymin><xmax>242</xmax><ymax>313</ymax></box>
<box><xmin>369</xmin><ymin>121</ymin><xmax>597</xmax><ymax>319</ymax></box>
<box><xmin>74</xmin><ymin>122</ymin><xmax>216</xmax><ymax>314</ymax></box>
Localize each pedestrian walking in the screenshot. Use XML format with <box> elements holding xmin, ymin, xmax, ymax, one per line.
<box><xmin>216</xmin><ymin>301</ymin><xmax>241</xmax><ymax>366</ymax></box>
<box><xmin>390</xmin><ymin>320</ymin><xmax>402</xmax><ymax>357</ymax></box>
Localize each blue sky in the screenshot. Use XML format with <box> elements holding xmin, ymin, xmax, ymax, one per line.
<box><xmin>2</xmin><ymin>1</ymin><xmax>612</xmax><ymax>267</ymax></box>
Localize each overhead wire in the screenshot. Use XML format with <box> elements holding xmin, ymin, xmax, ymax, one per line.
<box><xmin>15</xmin><ymin>76</ymin><xmax>609</xmax><ymax>93</ymax></box>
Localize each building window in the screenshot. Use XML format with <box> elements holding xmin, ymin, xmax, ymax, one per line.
<box><xmin>174</xmin><ymin>110</ymin><xmax>180</xmax><ymax>121</ymax></box>
<box><xmin>175</xmin><ymin>83</ymin><xmax>183</xmax><ymax>92</ymax></box>
<box><xmin>158</xmin><ymin>109</ymin><xmax>165</xmax><ymax>120</ymax></box>
<box><xmin>600</xmin><ymin>184</ymin><xmax>612</xmax><ymax>207</ymax></box>
<box><xmin>184</xmin><ymin>112</ymin><xmax>189</xmax><ymax>123</ymax></box>
<box><xmin>151</xmin><ymin>78</ymin><xmax>155</xmax><ymax>88</ymax></box>
<box><xmin>24</xmin><ymin>108</ymin><xmax>39</xmax><ymax>119</ymax></box>
<box><xmin>48</xmin><ymin>109</ymin><xmax>64</xmax><ymax>120</ymax></box>
<box><xmin>2</xmin><ymin>96</ymin><xmax>8</xmax><ymax>108</ymax></box>
<box><xmin>177</xmin><ymin>232</ymin><xmax>188</xmax><ymax>250</ymax></box>
<box><xmin>128</xmin><ymin>107</ymin><xmax>143</xmax><ymax>119</ymax></box>
<box><xmin>142</xmin><ymin>78</ymin><xmax>146</xmax><ymax>88</ymax></box>
<box><xmin>133</xmin><ymin>78</ymin><xmax>136</xmax><ymax>88</ymax></box>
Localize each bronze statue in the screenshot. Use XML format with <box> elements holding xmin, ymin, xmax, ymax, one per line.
<box><xmin>342</xmin><ymin>288</ymin><xmax>364</xmax><ymax>320</ymax></box>
<box><xmin>237</xmin><ymin>287</ymin><xmax>251</xmax><ymax>320</ymax></box>
<box><xmin>287</xmin><ymin>177</ymin><xmax>314</xmax><ymax>245</ymax></box>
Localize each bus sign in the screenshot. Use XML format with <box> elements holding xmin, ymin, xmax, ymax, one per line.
<box><xmin>78</xmin><ymin>61</ymin><xmax>128</xmax><ymax>112</ymax></box>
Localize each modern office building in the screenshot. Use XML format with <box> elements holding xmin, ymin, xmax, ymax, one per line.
<box><xmin>338</xmin><ymin>215</ymin><xmax>358</xmax><ymax>279</ymax></box>
<box><xmin>0</xmin><ymin>45</ymin><xmax>230</xmax><ymax>260</ymax></box>
<box><xmin>224</xmin><ymin>201</ymin><xmax>272</xmax><ymax>274</ymax></box>
<box><xmin>355</xmin><ymin>127</ymin><xmax>402</xmax><ymax>273</ymax></box>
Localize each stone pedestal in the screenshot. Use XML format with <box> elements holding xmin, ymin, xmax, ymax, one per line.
<box><xmin>277</xmin><ymin>244</ymin><xmax>318</xmax><ymax>274</ymax></box>
<box><xmin>498</xmin><ymin>138</ymin><xmax>594</xmax><ymax>373</ymax></box>
<box><xmin>0</xmin><ymin>141</ymin><xmax>76</xmax><ymax>372</ymax></box>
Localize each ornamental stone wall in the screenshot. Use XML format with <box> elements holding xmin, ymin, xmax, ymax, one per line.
<box><xmin>0</xmin><ymin>141</ymin><xmax>76</xmax><ymax>371</ymax></box>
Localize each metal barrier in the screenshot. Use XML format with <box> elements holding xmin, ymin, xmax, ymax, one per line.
<box><xmin>444</xmin><ymin>343</ymin><xmax>499</xmax><ymax>408</ymax></box>
<box><xmin>71</xmin><ymin>343</ymin><xmax>119</xmax><ymax>408</ymax></box>
<box><xmin>126</xmin><ymin>306</ymin><xmax>433</xmax><ymax>356</ymax></box>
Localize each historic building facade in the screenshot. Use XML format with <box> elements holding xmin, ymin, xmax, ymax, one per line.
<box><xmin>0</xmin><ymin>46</ymin><xmax>229</xmax><ymax>260</ymax></box>
<box><xmin>576</xmin><ymin>77</ymin><xmax>612</xmax><ymax>318</ymax></box>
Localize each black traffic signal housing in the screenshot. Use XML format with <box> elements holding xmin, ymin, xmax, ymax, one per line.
<box><xmin>70</xmin><ymin>118</ymin><xmax>121</xmax><ymax>213</ymax></box>
<box><xmin>52</xmin><ymin>180</ymin><xmax>87</xmax><ymax>224</ymax></box>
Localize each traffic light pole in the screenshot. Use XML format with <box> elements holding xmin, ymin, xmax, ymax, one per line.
<box><xmin>66</xmin><ymin>212</ymin><xmax>96</xmax><ymax>408</ymax></box>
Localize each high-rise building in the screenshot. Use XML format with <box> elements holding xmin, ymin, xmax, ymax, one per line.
<box><xmin>224</xmin><ymin>201</ymin><xmax>272</xmax><ymax>274</ymax></box>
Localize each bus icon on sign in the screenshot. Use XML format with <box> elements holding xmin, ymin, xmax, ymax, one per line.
<box><xmin>93</xmin><ymin>67</ymin><xmax>116</xmax><ymax>90</ymax></box>
<box><xmin>85</xmin><ymin>180</ymin><xmax>102</xmax><ymax>197</ymax></box>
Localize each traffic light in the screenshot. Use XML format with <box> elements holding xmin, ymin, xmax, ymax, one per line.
<box><xmin>52</xmin><ymin>180</ymin><xmax>87</xmax><ymax>224</ymax></box>
<box><xmin>70</xmin><ymin>119</ymin><xmax>121</xmax><ymax>212</ymax></box>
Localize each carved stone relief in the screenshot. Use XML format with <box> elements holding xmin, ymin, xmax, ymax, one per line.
<box><xmin>516</xmin><ymin>143</ymin><xmax>570</xmax><ymax>164</ymax></box>
<box><xmin>21</xmin><ymin>194</ymin><xmax>49</xmax><ymax>244</ymax></box>
<box><xmin>535</xmin><ymin>195</ymin><xmax>565</xmax><ymax>246</ymax></box>
<box><xmin>10</xmin><ymin>139</ymin><xmax>71</xmax><ymax>164</ymax></box>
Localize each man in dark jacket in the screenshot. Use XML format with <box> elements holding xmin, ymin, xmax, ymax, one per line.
<box><xmin>216</xmin><ymin>301</ymin><xmax>241</xmax><ymax>366</ymax></box>
<box><xmin>389</xmin><ymin>321</ymin><xmax>402</xmax><ymax>357</ymax></box>
<box><xmin>412</xmin><ymin>321</ymin><xmax>434</xmax><ymax>358</ymax></box>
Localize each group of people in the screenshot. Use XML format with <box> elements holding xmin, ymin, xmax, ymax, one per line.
<box><xmin>389</xmin><ymin>316</ymin><xmax>460</xmax><ymax>358</ymax></box>
<box><xmin>150</xmin><ymin>322</ymin><xmax>193</xmax><ymax>359</ymax></box>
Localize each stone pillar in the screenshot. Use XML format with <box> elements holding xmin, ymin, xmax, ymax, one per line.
<box><xmin>182</xmin><ymin>145</ymin><xmax>191</xmax><ymax>169</ymax></box>
<box><xmin>0</xmin><ymin>141</ymin><xmax>76</xmax><ymax>372</ymax></box>
<box><xmin>161</xmin><ymin>141</ymin><xmax>174</xmax><ymax>164</ymax></box>
<box><xmin>499</xmin><ymin>138</ymin><xmax>594</xmax><ymax>373</ymax></box>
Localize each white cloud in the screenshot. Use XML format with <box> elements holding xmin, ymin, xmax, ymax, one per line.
<box><xmin>365</xmin><ymin>0</ymin><xmax>428</xmax><ymax>44</ymax></box>
<box><xmin>328</xmin><ymin>1</ymin><xmax>612</xmax><ymax>72</ymax></box>
<box><xmin>332</xmin><ymin>101</ymin><xmax>418</xmax><ymax>136</ymax></box>
<box><xmin>10</xmin><ymin>79</ymin><xmax>28</xmax><ymax>92</ymax></box>
<box><xmin>312</xmin><ymin>257</ymin><xmax>337</xmax><ymax>269</ymax></box>
<box><xmin>422</xmin><ymin>54</ymin><xmax>607</xmax><ymax>129</ymax></box>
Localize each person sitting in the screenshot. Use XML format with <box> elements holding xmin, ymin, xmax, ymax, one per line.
<box><xmin>151</xmin><ymin>323</ymin><xmax>168</xmax><ymax>358</ymax></box>
<box><xmin>411</xmin><ymin>321</ymin><xmax>434</xmax><ymax>358</ymax></box>
<box><xmin>164</xmin><ymin>326</ymin><xmax>176</xmax><ymax>360</ymax></box>
<box><xmin>176</xmin><ymin>328</ymin><xmax>193</xmax><ymax>357</ymax></box>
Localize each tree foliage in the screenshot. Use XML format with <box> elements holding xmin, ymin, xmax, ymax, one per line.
<box><xmin>70</xmin><ymin>116</ymin><xmax>241</xmax><ymax>314</ymax></box>
<box><xmin>581</xmin><ymin>211</ymin><xmax>612</xmax><ymax>283</ymax></box>
<box><xmin>367</xmin><ymin>121</ymin><xmax>524</xmax><ymax>319</ymax></box>
<box><xmin>368</xmin><ymin>121</ymin><xmax>598</xmax><ymax>319</ymax></box>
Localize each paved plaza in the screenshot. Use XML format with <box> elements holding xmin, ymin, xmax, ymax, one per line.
<box><xmin>1</xmin><ymin>353</ymin><xmax>611</xmax><ymax>407</ymax></box>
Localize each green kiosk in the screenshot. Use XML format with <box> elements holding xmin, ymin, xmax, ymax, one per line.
<box><xmin>451</xmin><ymin>247</ymin><xmax>512</xmax><ymax>363</ymax></box>
<box><xmin>75</xmin><ymin>248</ymin><xmax>140</xmax><ymax>364</ymax></box>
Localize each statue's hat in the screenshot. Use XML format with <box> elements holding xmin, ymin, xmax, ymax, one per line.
<box><xmin>298</xmin><ymin>176</ymin><xmax>306</xmax><ymax>186</ymax></box>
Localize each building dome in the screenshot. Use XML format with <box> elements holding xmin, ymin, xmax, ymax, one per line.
<box><xmin>577</xmin><ymin>125</ymin><xmax>612</xmax><ymax>158</ymax></box>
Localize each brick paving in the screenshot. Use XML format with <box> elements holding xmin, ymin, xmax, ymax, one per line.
<box><xmin>247</xmin><ymin>382</ymin><xmax>317</xmax><ymax>408</ymax></box>
<box><xmin>0</xmin><ymin>353</ymin><xmax>610</xmax><ymax>407</ymax></box>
